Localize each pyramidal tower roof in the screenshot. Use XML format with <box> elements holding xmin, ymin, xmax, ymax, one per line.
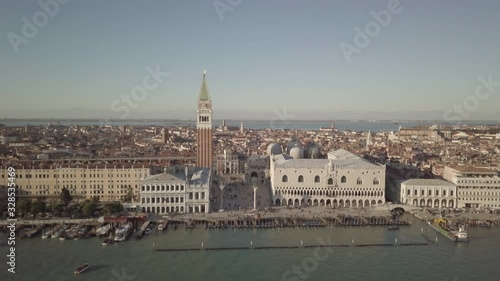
<box><xmin>198</xmin><ymin>70</ymin><xmax>211</xmax><ymax>101</ymax></box>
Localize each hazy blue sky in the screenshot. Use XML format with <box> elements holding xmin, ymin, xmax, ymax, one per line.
<box><xmin>1</xmin><ymin>0</ymin><xmax>499</xmax><ymax>120</ymax></box>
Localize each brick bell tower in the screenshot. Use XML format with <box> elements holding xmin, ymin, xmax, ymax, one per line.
<box><xmin>196</xmin><ymin>70</ymin><xmax>213</xmax><ymax>168</ymax></box>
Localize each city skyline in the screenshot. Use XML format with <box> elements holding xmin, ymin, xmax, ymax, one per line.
<box><xmin>1</xmin><ymin>0</ymin><xmax>500</xmax><ymax>120</ymax></box>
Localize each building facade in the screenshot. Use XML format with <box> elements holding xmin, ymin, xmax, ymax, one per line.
<box><xmin>214</xmin><ymin>149</ymin><xmax>240</xmax><ymax>175</ymax></box>
<box><xmin>0</xmin><ymin>164</ymin><xmax>150</xmax><ymax>202</ymax></box>
<box><xmin>398</xmin><ymin>126</ymin><xmax>451</xmax><ymax>142</ymax></box>
<box><xmin>400</xmin><ymin>179</ymin><xmax>457</xmax><ymax>208</ymax></box>
<box><xmin>443</xmin><ymin>165</ymin><xmax>500</xmax><ymax>209</ymax></box>
<box><xmin>185</xmin><ymin>168</ymin><xmax>211</xmax><ymax>213</ymax></box>
<box><xmin>270</xmin><ymin>148</ymin><xmax>386</xmax><ymax>208</ymax></box>
<box><xmin>139</xmin><ymin>172</ymin><xmax>187</xmax><ymax>214</ymax></box>
<box><xmin>196</xmin><ymin>70</ymin><xmax>213</xmax><ymax>168</ymax></box>
<box><xmin>139</xmin><ymin>167</ymin><xmax>211</xmax><ymax>214</ymax></box>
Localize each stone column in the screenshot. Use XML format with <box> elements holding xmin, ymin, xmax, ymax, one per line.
<box><xmin>219</xmin><ymin>182</ymin><xmax>225</xmax><ymax>211</ymax></box>
<box><xmin>253</xmin><ymin>184</ymin><xmax>258</xmax><ymax>210</ymax></box>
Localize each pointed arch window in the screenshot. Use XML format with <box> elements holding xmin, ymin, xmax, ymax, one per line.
<box><xmin>341</xmin><ymin>176</ymin><xmax>347</xmax><ymax>183</ymax></box>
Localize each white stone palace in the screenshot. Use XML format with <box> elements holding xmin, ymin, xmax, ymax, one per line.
<box><xmin>269</xmin><ymin>146</ymin><xmax>385</xmax><ymax>208</ymax></box>
<box><xmin>400</xmin><ymin>179</ymin><xmax>457</xmax><ymax>208</ymax></box>
<box><xmin>139</xmin><ymin>167</ymin><xmax>211</xmax><ymax>214</ymax></box>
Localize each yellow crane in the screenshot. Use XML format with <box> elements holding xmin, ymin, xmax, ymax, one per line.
<box><xmin>434</xmin><ymin>218</ymin><xmax>447</xmax><ymax>227</ymax></box>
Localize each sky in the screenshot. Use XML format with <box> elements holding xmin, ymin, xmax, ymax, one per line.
<box><xmin>1</xmin><ymin>0</ymin><xmax>499</xmax><ymax>120</ymax></box>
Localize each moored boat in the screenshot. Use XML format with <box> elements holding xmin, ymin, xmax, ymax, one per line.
<box><xmin>42</xmin><ymin>228</ymin><xmax>54</xmax><ymax>239</ymax></box>
<box><xmin>96</xmin><ymin>224</ymin><xmax>111</xmax><ymax>237</ymax></box>
<box><xmin>51</xmin><ymin>224</ymin><xmax>68</xmax><ymax>238</ymax></box>
<box><xmin>74</xmin><ymin>226</ymin><xmax>87</xmax><ymax>240</ymax></box>
<box><xmin>453</xmin><ymin>225</ymin><xmax>469</xmax><ymax>242</ymax></box>
<box><xmin>102</xmin><ymin>237</ymin><xmax>113</xmax><ymax>246</ymax></box>
<box><xmin>114</xmin><ymin>222</ymin><xmax>132</xmax><ymax>242</ymax></box>
<box><xmin>158</xmin><ymin>220</ymin><xmax>164</xmax><ymax>231</ymax></box>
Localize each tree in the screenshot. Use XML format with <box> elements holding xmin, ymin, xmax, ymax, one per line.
<box><xmin>103</xmin><ymin>202</ymin><xmax>123</xmax><ymax>215</ymax></box>
<box><xmin>82</xmin><ymin>202</ymin><xmax>98</xmax><ymax>217</ymax></box>
<box><xmin>30</xmin><ymin>200</ymin><xmax>46</xmax><ymax>215</ymax></box>
<box><xmin>68</xmin><ymin>202</ymin><xmax>83</xmax><ymax>217</ymax></box>
<box><xmin>17</xmin><ymin>198</ymin><xmax>32</xmax><ymax>215</ymax></box>
<box><xmin>124</xmin><ymin>189</ymin><xmax>134</xmax><ymax>202</ymax></box>
<box><xmin>59</xmin><ymin>187</ymin><xmax>73</xmax><ymax>208</ymax></box>
<box><xmin>50</xmin><ymin>204</ymin><xmax>66</xmax><ymax>216</ymax></box>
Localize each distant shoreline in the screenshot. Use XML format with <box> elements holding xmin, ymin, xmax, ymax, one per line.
<box><xmin>1</xmin><ymin>118</ymin><xmax>500</xmax><ymax>123</ymax></box>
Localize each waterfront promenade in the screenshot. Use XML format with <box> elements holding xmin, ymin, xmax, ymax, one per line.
<box><xmin>0</xmin><ymin>218</ymin><xmax>98</xmax><ymax>227</ymax></box>
<box><xmin>3</xmin><ymin>205</ymin><xmax>499</xmax><ymax>228</ymax></box>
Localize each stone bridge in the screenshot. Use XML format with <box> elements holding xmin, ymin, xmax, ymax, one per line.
<box><xmin>373</xmin><ymin>203</ymin><xmax>421</xmax><ymax>214</ymax></box>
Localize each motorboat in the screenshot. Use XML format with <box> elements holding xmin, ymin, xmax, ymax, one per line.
<box><xmin>75</xmin><ymin>226</ymin><xmax>87</xmax><ymax>240</ymax></box>
<box><xmin>102</xmin><ymin>236</ymin><xmax>113</xmax><ymax>246</ymax></box>
<box><xmin>114</xmin><ymin>222</ymin><xmax>132</xmax><ymax>242</ymax></box>
<box><xmin>42</xmin><ymin>228</ymin><xmax>54</xmax><ymax>239</ymax></box>
<box><xmin>96</xmin><ymin>224</ymin><xmax>111</xmax><ymax>237</ymax></box>
<box><xmin>74</xmin><ymin>263</ymin><xmax>90</xmax><ymax>275</ymax></box>
<box><xmin>454</xmin><ymin>225</ymin><xmax>469</xmax><ymax>242</ymax></box>
<box><xmin>51</xmin><ymin>224</ymin><xmax>68</xmax><ymax>238</ymax></box>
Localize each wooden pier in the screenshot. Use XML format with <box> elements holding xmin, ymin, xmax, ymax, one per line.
<box><xmin>135</xmin><ymin>221</ymin><xmax>151</xmax><ymax>238</ymax></box>
<box><xmin>170</xmin><ymin>215</ymin><xmax>411</xmax><ymax>229</ymax></box>
<box><xmin>154</xmin><ymin>242</ymin><xmax>432</xmax><ymax>252</ymax></box>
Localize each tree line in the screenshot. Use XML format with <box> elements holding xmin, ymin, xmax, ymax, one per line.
<box><xmin>15</xmin><ymin>187</ymin><xmax>123</xmax><ymax>218</ymax></box>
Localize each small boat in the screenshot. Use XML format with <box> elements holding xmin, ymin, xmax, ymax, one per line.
<box><xmin>114</xmin><ymin>222</ymin><xmax>133</xmax><ymax>242</ymax></box>
<box><xmin>102</xmin><ymin>233</ymin><xmax>113</xmax><ymax>246</ymax></box>
<box><xmin>454</xmin><ymin>225</ymin><xmax>469</xmax><ymax>242</ymax></box>
<box><xmin>102</xmin><ymin>237</ymin><xmax>113</xmax><ymax>246</ymax></box>
<box><xmin>75</xmin><ymin>227</ymin><xmax>87</xmax><ymax>240</ymax></box>
<box><xmin>74</xmin><ymin>263</ymin><xmax>90</xmax><ymax>275</ymax></box>
<box><xmin>158</xmin><ymin>220</ymin><xmax>164</xmax><ymax>231</ymax></box>
<box><xmin>96</xmin><ymin>224</ymin><xmax>111</xmax><ymax>237</ymax></box>
<box><xmin>42</xmin><ymin>228</ymin><xmax>54</xmax><ymax>239</ymax></box>
<box><xmin>52</xmin><ymin>224</ymin><xmax>68</xmax><ymax>238</ymax></box>
<box><xmin>388</xmin><ymin>226</ymin><xmax>399</xmax><ymax>231</ymax></box>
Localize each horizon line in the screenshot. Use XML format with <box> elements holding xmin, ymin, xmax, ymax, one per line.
<box><xmin>1</xmin><ymin>118</ymin><xmax>500</xmax><ymax>123</ymax></box>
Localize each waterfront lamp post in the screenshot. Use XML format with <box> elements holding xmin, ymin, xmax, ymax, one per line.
<box><xmin>219</xmin><ymin>182</ymin><xmax>225</xmax><ymax>212</ymax></box>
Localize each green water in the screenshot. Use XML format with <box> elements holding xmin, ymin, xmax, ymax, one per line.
<box><xmin>3</xmin><ymin>216</ymin><xmax>500</xmax><ymax>281</ymax></box>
